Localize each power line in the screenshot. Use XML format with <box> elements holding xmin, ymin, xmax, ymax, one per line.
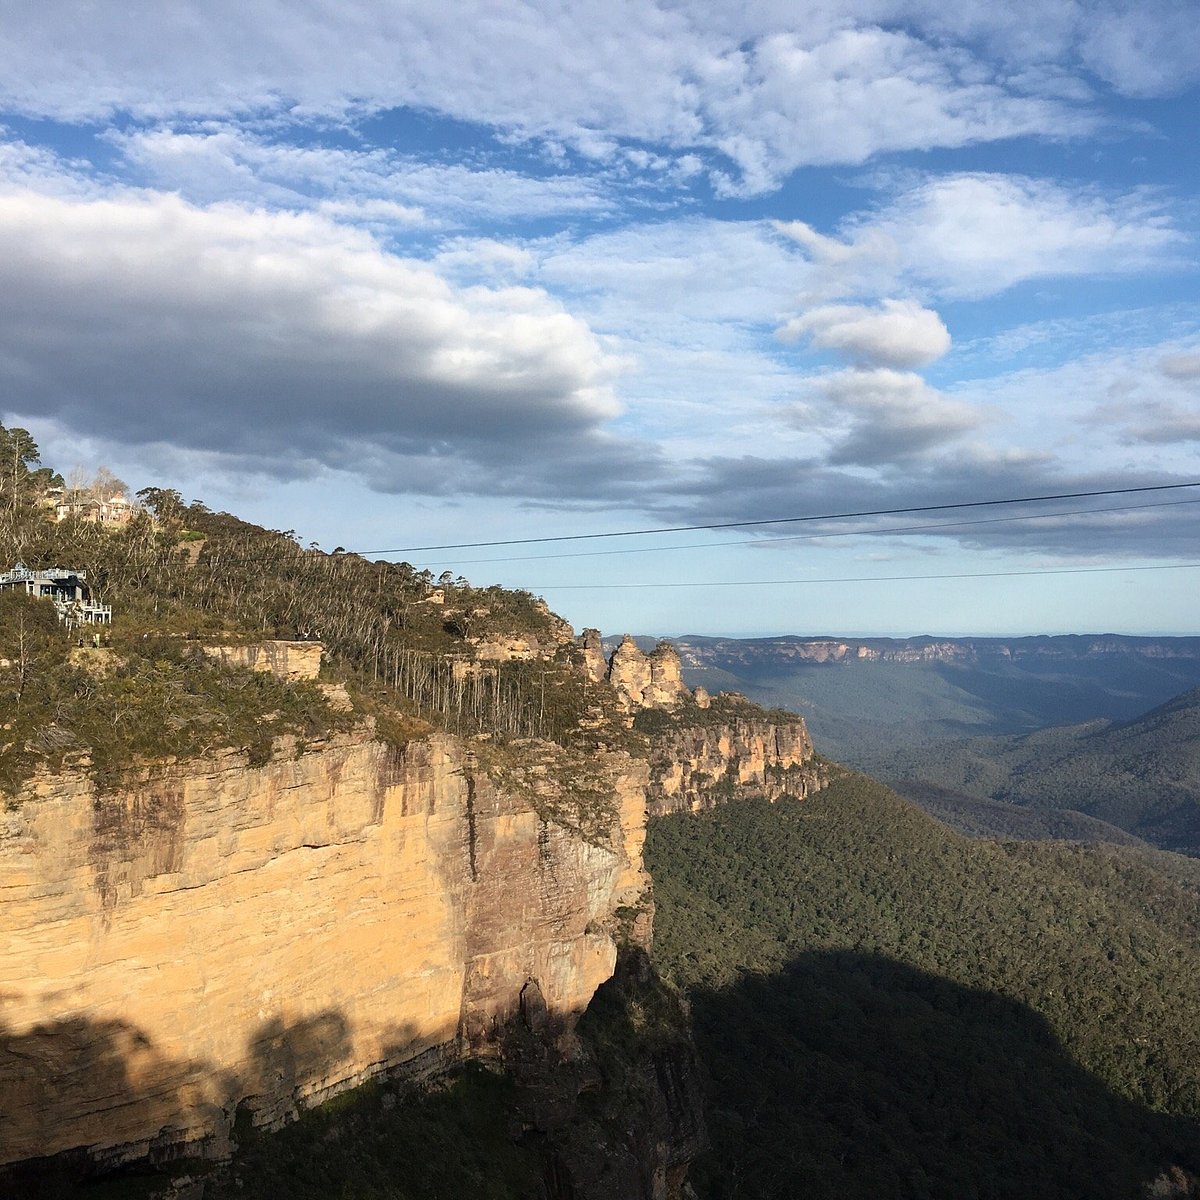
<box><xmin>526</xmin><ymin>562</ymin><xmax>1200</xmax><ymax>591</ymax></box>
<box><xmin>404</xmin><ymin>497</ymin><xmax>1200</xmax><ymax>568</ymax></box>
<box><xmin>353</xmin><ymin>481</ymin><xmax>1200</xmax><ymax>555</ymax></box>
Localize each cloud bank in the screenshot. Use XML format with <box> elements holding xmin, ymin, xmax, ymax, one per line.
<box><xmin>0</xmin><ymin>188</ymin><xmax>660</xmax><ymax>497</ymax></box>
<box><xmin>5</xmin><ymin>1</ymin><xmax>1193</xmax><ymax>191</ymax></box>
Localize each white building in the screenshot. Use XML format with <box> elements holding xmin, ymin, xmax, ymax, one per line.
<box><xmin>0</xmin><ymin>564</ymin><xmax>112</xmax><ymax>626</ymax></box>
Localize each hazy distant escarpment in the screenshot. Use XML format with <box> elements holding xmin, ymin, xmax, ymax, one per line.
<box><xmin>645</xmin><ymin>632</ymin><xmax>1200</xmax><ymax>758</ymax></box>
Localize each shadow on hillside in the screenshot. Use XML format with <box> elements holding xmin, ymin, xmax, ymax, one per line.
<box><xmin>0</xmin><ymin>1007</ymin><xmax>424</xmax><ymax>1198</ymax></box>
<box><xmin>686</xmin><ymin>950</ymin><xmax>1200</xmax><ymax>1200</ymax></box>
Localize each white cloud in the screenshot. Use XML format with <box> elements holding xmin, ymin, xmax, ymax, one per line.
<box><xmin>807</xmin><ymin>366</ymin><xmax>988</xmax><ymax>464</ymax></box>
<box><xmin>0</xmin><ymin>133</ymin><xmax>106</xmax><ymax>197</ymax></box>
<box><xmin>780</xmin><ymin>172</ymin><xmax>1186</xmax><ymax>300</ymax></box>
<box><xmin>0</xmin><ymin>2</ymin><xmax>1146</xmax><ymax>194</ymax></box>
<box><xmin>537</xmin><ymin>217</ymin><xmax>811</xmax><ymax>323</ymax></box>
<box><xmin>702</xmin><ymin>27</ymin><xmax>1095</xmax><ymax>194</ymax></box>
<box><xmin>0</xmin><ymin>187</ymin><xmax>646</xmax><ymax>496</ymax></box>
<box><xmin>113</xmin><ymin>128</ymin><xmax>615</xmax><ymax>223</ymax></box>
<box><xmin>878</xmin><ymin>174</ymin><xmax>1185</xmax><ymax>297</ymax></box>
<box><xmin>1076</xmin><ymin>0</ymin><xmax>1200</xmax><ymax>97</ymax></box>
<box><xmin>778</xmin><ymin>298</ymin><xmax>950</xmax><ymax>367</ymax></box>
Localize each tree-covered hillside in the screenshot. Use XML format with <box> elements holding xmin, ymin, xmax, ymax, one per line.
<box><xmin>862</xmin><ymin>687</ymin><xmax>1200</xmax><ymax>856</ymax></box>
<box><xmin>646</xmin><ymin>773</ymin><xmax>1200</xmax><ymax>1199</ymax></box>
<box><xmin>0</xmin><ymin>425</ymin><xmax>628</xmax><ymax>798</ymax></box>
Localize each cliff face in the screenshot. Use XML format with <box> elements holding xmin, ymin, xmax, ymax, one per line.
<box><xmin>584</xmin><ymin>631</ymin><xmax>692</xmax><ymax>713</ymax></box>
<box><xmin>0</xmin><ymin>727</ymin><xmax>649</xmax><ymax>1171</ymax></box>
<box><xmin>200</xmin><ymin>639</ymin><xmax>324</xmax><ymax>680</ymax></box>
<box><xmin>644</xmin><ymin>713</ymin><xmax>827</xmax><ymax>816</ymax></box>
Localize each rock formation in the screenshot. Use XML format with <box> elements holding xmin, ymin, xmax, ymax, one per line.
<box><xmin>644</xmin><ymin>705</ymin><xmax>828</xmax><ymax>816</ymax></box>
<box><xmin>584</xmin><ymin>632</ymin><xmax>692</xmax><ymax>712</ymax></box>
<box><xmin>0</xmin><ymin>727</ymin><xmax>649</xmax><ymax>1171</ymax></box>
<box><xmin>581</xmin><ymin>627</ymin><xmax>609</xmax><ymax>684</ymax></box>
<box><xmin>201</xmin><ymin>639</ymin><xmax>323</xmax><ymax>681</ymax></box>
<box><xmin>468</xmin><ymin>600</ymin><xmax>574</xmax><ymax>661</ymax></box>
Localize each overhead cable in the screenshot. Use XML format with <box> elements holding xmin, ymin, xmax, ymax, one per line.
<box><xmin>403</xmin><ymin>497</ymin><xmax>1200</xmax><ymax>568</ymax></box>
<box><xmin>526</xmin><ymin>561</ymin><xmax>1200</xmax><ymax>591</ymax></box>
<box><xmin>352</xmin><ymin>481</ymin><xmax>1200</xmax><ymax>556</ymax></box>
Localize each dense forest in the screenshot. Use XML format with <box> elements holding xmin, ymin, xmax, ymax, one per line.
<box><xmin>647</xmin><ymin>772</ymin><xmax>1200</xmax><ymax>1199</ymax></box>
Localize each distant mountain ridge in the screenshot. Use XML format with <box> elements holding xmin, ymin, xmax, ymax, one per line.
<box><xmin>607</xmin><ymin>633</ymin><xmax>1200</xmax><ymax>760</ymax></box>
<box><xmin>609</xmin><ymin>633</ymin><xmax>1200</xmax><ymax>665</ymax></box>
<box><xmin>870</xmin><ymin>686</ymin><xmax>1200</xmax><ymax>856</ymax></box>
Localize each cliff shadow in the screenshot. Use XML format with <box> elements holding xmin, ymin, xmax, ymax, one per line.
<box><xmin>0</xmin><ymin>1013</ymin><xmax>239</xmax><ymax>1197</ymax></box>
<box><xmin>0</xmin><ymin>1007</ymin><xmax>394</xmax><ymax>1197</ymax></box>
<box><xmin>0</xmin><ymin>1003</ymin><xmax>547</xmax><ymax>1199</ymax></box>
<box><xmin>684</xmin><ymin>950</ymin><xmax>1200</xmax><ymax>1200</ymax></box>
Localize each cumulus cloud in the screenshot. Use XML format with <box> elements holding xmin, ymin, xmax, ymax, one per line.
<box><xmin>778</xmin><ymin>298</ymin><xmax>950</xmax><ymax>367</ymax></box>
<box><xmin>0</xmin><ymin>188</ymin><xmax>658</xmax><ymax>497</ymax></box>
<box><xmin>806</xmin><ymin>367</ymin><xmax>987</xmax><ymax>465</ymax></box>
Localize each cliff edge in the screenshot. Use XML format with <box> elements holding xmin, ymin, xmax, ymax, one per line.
<box><xmin>0</xmin><ymin>726</ymin><xmax>649</xmax><ymax>1171</ymax></box>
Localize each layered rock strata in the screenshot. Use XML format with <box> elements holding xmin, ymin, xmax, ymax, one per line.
<box><xmin>201</xmin><ymin>639</ymin><xmax>323</xmax><ymax>681</ymax></box>
<box><xmin>645</xmin><ymin>712</ymin><xmax>827</xmax><ymax>816</ymax></box>
<box><xmin>0</xmin><ymin>728</ymin><xmax>649</xmax><ymax>1171</ymax></box>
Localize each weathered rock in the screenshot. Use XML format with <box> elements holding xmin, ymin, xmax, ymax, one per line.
<box><xmin>201</xmin><ymin>640</ymin><xmax>323</xmax><ymax>681</ymax></box>
<box><xmin>645</xmin><ymin>711</ymin><xmax>827</xmax><ymax>816</ymax></box>
<box><xmin>608</xmin><ymin>637</ymin><xmax>690</xmax><ymax>712</ymax></box>
<box><xmin>580</xmin><ymin>628</ymin><xmax>608</xmax><ymax>684</ymax></box>
<box><xmin>647</xmin><ymin>643</ymin><xmax>688</xmax><ymax>708</ymax></box>
<box><xmin>469</xmin><ymin>633</ymin><xmax>549</xmax><ymax>661</ymax></box>
<box><xmin>469</xmin><ymin>607</ymin><xmax>574</xmax><ymax>662</ymax></box>
<box><xmin>0</xmin><ymin>728</ymin><xmax>649</xmax><ymax>1171</ymax></box>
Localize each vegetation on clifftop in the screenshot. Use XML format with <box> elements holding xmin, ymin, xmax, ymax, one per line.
<box><xmin>632</xmin><ymin>690</ymin><xmax>801</xmax><ymax>735</ymax></box>
<box><xmin>0</xmin><ymin>591</ymin><xmax>356</xmax><ymax>795</ymax></box>
<box><xmin>0</xmin><ymin>426</ymin><xmax>637</xmax><ymax>797</ymax></box>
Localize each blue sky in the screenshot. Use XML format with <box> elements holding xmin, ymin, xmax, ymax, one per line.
<box><xmin>2</xmin><ymin>1</ymin><xmax>1198</xmax><ymax>636</ymax></box>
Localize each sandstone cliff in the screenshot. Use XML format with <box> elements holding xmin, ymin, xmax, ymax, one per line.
<box><xmin>639</xmin><ymin>701</ymin><xmax>828</xmax><ymax>816</ymax></box>
<box><xmin>0</xmin><ymin>631</ymin><xmax>828</xmax><ymax>1194</ymax></box>
<box><xmin>200</xmin><ymin>639</ymin><xmax>323</xmax><ymax>681</ymax></box>
<box><xmin>0</xmin><ymin>726</ymin><xmax>649</xmax><ymax>1172</ymax></box>
<box><xmin>583</xmin><ymin>631</ymin><xmax>691</xmax><ymax>713</ymax></box>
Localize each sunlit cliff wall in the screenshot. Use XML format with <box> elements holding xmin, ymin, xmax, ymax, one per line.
<box><xmin>646</xmin><ymin>715</ymin><xmax>827</xmax><ymax>815</ymax></box>
<box><xmin>0</xmin><ymin>728</ymin><xmax>649</xmax><ymax>1170</ymax></box>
